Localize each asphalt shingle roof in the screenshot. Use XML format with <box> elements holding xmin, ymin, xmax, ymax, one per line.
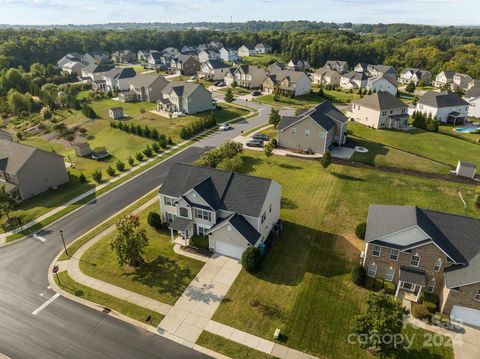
<box><xmin>278</xmin><ymin>101</ymin><xmax>347</xmax><ymax>131</ymax></box>
<box><xmin>351</xmin><ymin>92</ymin><xmax>407</xmax><ymax>111</ymax></box>
<box><xmin>399</xmin><ymin>266</ymin><xmax>426</xmax><ymax>286</ymax></box>
<box><xmin>418</xmin><ymin>91</ymin><xmax>469</xmax><ymax>108</ymax></box>
<box><xmin>465</xmin><ymin>86</ymin><xmax>480</xmax><ymax>98</ymax></box>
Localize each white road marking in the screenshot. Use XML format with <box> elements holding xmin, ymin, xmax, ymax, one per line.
<box><xmin>32</xmin><ymin>293</ymin><xmax>60</xmax><ymax>315</ymax></box>
<box><xmin>33</xmin><ymin>233</ymin><xmax>46</xmax><ymax>242</ymax></box>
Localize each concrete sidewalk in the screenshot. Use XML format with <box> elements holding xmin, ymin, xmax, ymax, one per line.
<box><xmin>63</xmin><ymin>197</ymin><xmax>172</xmax><ymax>315</ymax></box>
<box><xmin>157</xmin><ymin>254</ymin><xmax>242</xmax><ymax>346</ymax></box>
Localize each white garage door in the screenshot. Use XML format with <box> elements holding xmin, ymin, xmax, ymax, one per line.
<box><xmin>215</xmin><ymin>241</ymin><xmax>245</xmax><ymax>259</ymax></box>
<box><xmin>451</xmin><ymin>305</ymin><xmax>480</xmax><ymax>328</ymax></box>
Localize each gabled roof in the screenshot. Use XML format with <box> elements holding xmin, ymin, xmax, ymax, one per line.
<box><xmin>103</xmin><ymin>67</ymin><xmax>136</xmax><ymax>80</ymax></box>
<box><xmin>255</xmin><ymin>43</ymin><xmax>271</xmax><ymax>49</ymax></box>
<box><xmin>278</xmin><ymin>101</ymin><xmax>347</xmax><ymax>132</ymax></box>
<box><xmin>83</xmin><ymin>63</ymin><xmax>114</xmax><ymax>74</ymax></box>
<box><xmin>324</xmin><ymin>60</ymin><xmax>347</xmax><ymax>69</ymax></box>
<box><xmin>400</xmin><ymin>266</ymin><xmax>426</xmax><ymax>286</ymax></box>
<box><xmin>351</xmin><ymin>92</ymin><xmax>407</xmax><ymax>111</ymax></box>
<box><xmin>206</xmin><ymin>60</ymin><xmax>230</xmax><ymax>69</ymax></box>
<box><xmin>417</xmin><ymin>90</ymin><xmax>469</xmax><ymax>108</ymax></box>
<box><xmin>437</xmin><ymin>70</ymin><xmax>455</xmax><ymax>79</ymax></box>
<box><xmin>130</xmin><ymin>74</ymin><xmax>166</xmax><ymax>88</ymax></box>
<box><xmin>162</xmin><ymin>81</ymin><xmax>206</xmax><ymax>98</ymax></box>
<box><xmin>159</xmin><ymin>163</ymin><xmax>275</xmax><ymax>218</ymax></box>
<box><xmin>342</xmin><ymin>71</ymin><xmax>369</xmax><ymax>81</ymax></box>
<box><xmin>465</xmin><ymin>86</ymin><xmax>480</xmax><ymax>98</ymax></box>
<box><xmin>0</xmin><ymin>139</ymin><xmax>63</xmax><ymax>174</ymax></box>
<box><xmin>267</xmin><ymin>69</ymin><xmax>307</xmax><ymax>84</ymax></box>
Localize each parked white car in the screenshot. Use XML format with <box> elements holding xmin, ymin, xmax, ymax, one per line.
<box><xmin>219</xmin><ymin>123</ymin><xmax>232</xmax><ymax>131</ymax></box>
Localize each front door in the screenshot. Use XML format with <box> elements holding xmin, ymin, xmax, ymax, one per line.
<box><xmin>401</xmin><ymin>282</ymin><xmax>416</xmax><ymax>293</ymax></box>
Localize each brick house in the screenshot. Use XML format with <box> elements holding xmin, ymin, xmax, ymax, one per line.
<box><xmin>363</xmin><ymin>205</ymin><xmax>480</xmax><ymax>327</ymax></box>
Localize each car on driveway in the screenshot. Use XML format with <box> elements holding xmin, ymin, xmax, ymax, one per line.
<box><xmin>246</xmin><ymin>139</ymin><xmax>264</xmax><ymax>147</ymax></box>
<box><xmin>251</xmin><ymin>90</ymin><xmax>261</xmax><ymax>96</ymax></box>
<box><xmin>219</xmin><ymin>123</ymin><xmax>232</xmax><ymax>131</ymax></box>
<box><xmin>253</xmin><ymin>133</ymin><xmax>270</xmax><ymax>141</ymax></box>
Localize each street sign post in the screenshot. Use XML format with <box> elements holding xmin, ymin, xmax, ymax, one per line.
<box><xmin>52</xmin><ymin>265</ymin><xmax>60</xmax><ymax>285</ymax></box>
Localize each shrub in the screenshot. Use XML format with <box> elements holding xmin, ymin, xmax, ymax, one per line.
<box><xmin>355</xmin><ymin>222</ymin><xmax>367</xmax><ymax>240</ymax></box>
<box><xmin>249</xmin><ymin>297</ymin><xmax>260</xmax><ymax>307</ymax></box>
<box><xmin>81</xmin><ymin>104</ymin><xmax>96</xmax><ymax>119</ymax></box>
<box><xmin>475</xmin><ymin>195</ymin><xmax>480</xmax><ymax>209</ymax></box>
<box><xmin>115</xmin><ymin>160</ymin><xmax>125</xmax><ymax>172</ymax></box>
<box><xmin>351</xmin><ymin>264</ymin><xmax>366</xmax><ymax>286</ymax></box>
<box><xmin>127</xmin><ymin>156</ymin><xmax>135</xmax><ymax>166</ymax></box>
<box><xmin>189</xmin><ymin>235</ymin><xmax>209</xmax><ymax>249</ymax></box>
<box><xmin>424</xmin><ymin>301</ymin><xmax>438</xmax><ymax>314</ymax></box>
<box><xmin>78</xmin><ymin>172</ymin><xmax>87</xmax><ymax>183</ymax></box>
<box><xmin>383</xmin><ymin>281</ymin><xmax>396</xmax><ymax>295</ymax></box>
<box><xmin>106</xmin><ymin>166</ymin><xmax>116</xmax><ymax>177</ymax></box>
<box><xmin>412</xmin><ymin>304</ymin><xmax>431</xmax><ymax>320</ymax></box>
<box><xmin>271</xmin><ymin>138</ymin><xmax>277</xmax><ymax>148</ymax></box>
<box><xmin>152</xmin><ymin>142</ymin><xmax>160</xmax><ymax>153</ymax></box>
<box><xmin>241</xmin><ymin>247</ymin><xmax>262</xmax><ymax>273</ymax></box>
<box><xmin>143</xmin><ymin>145</ymin><xmax>153</xmax><ymax>158</ymax></box>
<box><xmin>135</xmin><ymin>152</ymin><xmax>145</xmax><ymax>162</ymax></box>
<box><xmin>91</xmin><ymin>170</ymin><xmax>102</xmax><ymax>183</ymax></box>
<box><xmin>147</xmin><ymin>211</ymin><xmax>162</xmax><ymax>229</ymax></box>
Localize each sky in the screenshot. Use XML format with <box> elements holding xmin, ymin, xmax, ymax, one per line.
<box><xmin>0</xmin><ymin>0</ymin><xmax>478</xmax><ymax>26</ymax></box>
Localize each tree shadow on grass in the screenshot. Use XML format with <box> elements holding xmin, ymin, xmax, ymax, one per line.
<box><xmin>331</xmin><ymin>172</ymin><xmax>366</xmax><ymax>182</ymax></box>
<box><xmin>254</xmin><ymin>221</ymin><xmax>358</xmax><ymax>287</ymax></box>
<box><xmin>278</xmin><ymin>163</ymin><xmax>303</xmax><ymax>170</ymax></box>
<box><xmin>281</xmin><ymin>197</ymin><xmax>298</xmax><ymax>209</ymax></box>
<box><xmin>241</xmin><ymin>155</ymin><xmax>263</xmax><ymax>173</ymax></box>
<box><xmin>124</xmin><ymin>255</ymin><xmax>196</xmax><ymax>299</ymax></box>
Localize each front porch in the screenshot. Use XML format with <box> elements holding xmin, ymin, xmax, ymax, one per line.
<box><xmin>168</xmin><ymin>216</ymin><xmax>193</xmax><ymax>246</ymax></box>
<box><xmin>395</xmin><ymin>266</ymin><xmax>426</xmax><ymax>302</ymax></box>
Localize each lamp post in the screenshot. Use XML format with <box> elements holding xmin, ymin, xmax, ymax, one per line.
<box><xmin>59</xmin><ymin>230</ymin><xmax>68</xmax><ymax>257</ymax></box>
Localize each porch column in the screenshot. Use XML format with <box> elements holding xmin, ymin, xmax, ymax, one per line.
<box><xmin>415</xmin><ymin>287</ymin><xmax>423</xmax><ymax>302</ymax></box>
<box><xmin>395</xmin><ymin>281</ymin><xmax>402</xmax><ymax>298</ymax></box>
<box><xmin>170</xmin><ymin>228</ymin><xmax>174</xmax><ymax>243</ymax></box>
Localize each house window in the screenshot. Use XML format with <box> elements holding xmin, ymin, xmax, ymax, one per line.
<box><xmin>261</xmin><ymin>212</ymin><xmax>266</xmax><ymax>224</ymax></box>
<box><xmin>164</xmin><ymin>196</ymin><xmax>175</xmax><ymax>206</ymax></box>
<box><xmin>165</xmin><ymin>212</ymin><xmax>174</xmax><ymax>222</ymax></box>
<box><xmin>475</xmin><ymin>289</ymin><xmax>480</xmax><ymax>301</ymax></box>
<box><xmin>227</xmin><ymin>225</ymin><xmax>232</xmax><ymax>232</ymax></box>
<box><xmin>433</xmin><ymin>258</ymin><xmax>442</xmax><ymax>272</ymax></box>
<box><xmin>179</xmin><ymin>207</ymin><xmax>188</xmax><ymax>218</ymax></box>
<box><xmin>194</xmin><ymin>208</ymin><xmax>211</xmax><ymax>221</ymax></box>
<box><xmin>389</xmin><ymin>249</ymin><xmax>399</xmax><ymax>261</ymax></box>
<box><xmin>385</xmin><ymin>267</ymin><xmax>395</xmax><ymax>282</ymax></box>
<box><xmin>410</xmin><ymin>254</ymin><xmax>421</xmax><ymax>267</ymax></box>
<box><xmin>426</xmin><ymin>279</ymin><xmax>436</xmax><ymax>293</ymax></box>
<box><xmin>291</xmin><ymin>128</ymin><xmax>296</xmax><ymax>135</ymax></box>
<box><xmin>319</xmin><ymin>131</ymin><xmax>326</xmax><ymax>139</ymax></box>
<box><xmin>367</xmin><ymin>263</ymin><xmax>377</xmax><ymax>278</ymax></box>
<box><xmin>197</xmin><ymin>226</ymin><xmax>208</xmax><ymax>237</ymax></box>
<box><xmin>372</xmin><ymin>244</ymin><xmax>381</xmax><ymax>257</ymax></box>
<box><xmin>305</xmin><ymin>129</ymin><xmax>310</xmax><ymax>137</ymax></box>
<box><xmin>382</xmin><ymin>111</ymin><xmax>387</xmax><ymax>116</ymax></box>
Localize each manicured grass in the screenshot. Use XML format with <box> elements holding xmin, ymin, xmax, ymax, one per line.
<box><xmin>54</xmin><ymin>271</ymin><xmax>163</xmax><ymax>327</ymax></box>
<box><xmin>349</xmin><ymin>136</ymin><xmax>451</xmax><ymax>174</ymax></box>
<box><xmin>80</xmin><ymin>202</ymin><xmax>204</xmax><ymax>305</ymax></box>
<box><xmin>438</xmin><ymin>124</ymin><xmax>480</xmax><ymax>144</ymax></box>
<box><xmin>197</xmin><ymin>332</ymin><xmax>274</xmax><ymax>359</ymax></box>
<box><xmin>240</xmin><ymin>54</ymin><xmax>281</xmax><ymax>68</ymax></box>
<box><xmin>255</xmin><ymin>93</ymin><xmax>324</xmax><ymax>108</ymax></box>
<box><xmin>217</xmin><ymin>87</ymin><xmax>252</xmax><ymax>96</ymax></box>
<box><xmin>348</xmin><ymin>121</ymin><xmax>480</xmax><ymax>168</ymax></box>
<box><xmin>211</xmin><ymin>151</ymin><xmax>471</xmax><ymax>358</ymax></box>
<box><xmin>321</xmin><ymin>88</ymin><xmax>361</xmax><ymax>103</ymax></box>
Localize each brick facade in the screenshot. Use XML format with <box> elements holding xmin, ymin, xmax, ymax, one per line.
<box><xmin>363</xmin><ymin>242</ymin><xmax>480</xmax><ymax>314</ymax></box>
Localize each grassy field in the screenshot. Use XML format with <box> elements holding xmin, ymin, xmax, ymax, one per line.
<box><xmin>349</xmin><ymin>136</ymin><xmax>451</xmax><ymax>174</ymax></box>
<box><xmin>54</xmin><ymin>271</ymin><xmax>163</xmax><ymax>327</ymax></box>
<box><xmin>255</xmin><ymin>93</ymin><xmax>324</xmax><ymax>108</ymax></box>
<box><xmin>217</xmin><ymin>87</ymin><xmax>252</xmax><ymax>96</ymax></box>
<box><xmin>240</xmin><ymin>54</ymin><xmax>281</xmax><ymax>68</ymax></box>
<box><xmin>80</xmin><ymin>202</ymin><xmax>205</xmax><ymax>305</ymax></box>
<box><xmin>438</xmin><ymin>124</ymin><xmax>480</xmax><ymax>144</ymax></box>
<box><xmin>197</xmin><ymin>332</ymin><xmax>274</xmax><ymax>359</ymax></box>
<box><xmin>348</xmin><ymin>121</ymin><xmax>480</xmax><ymax>168</ymax></box>
<box><xmin>211</xmin><ymin>151</ymin><xmax>470</xmax><ymax>358</ymax></box>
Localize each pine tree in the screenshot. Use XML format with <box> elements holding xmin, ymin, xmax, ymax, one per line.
<box><xmin>224</xmin><ymin>87</ymin><xmax>234</xmax><ymax>103</ymax></box>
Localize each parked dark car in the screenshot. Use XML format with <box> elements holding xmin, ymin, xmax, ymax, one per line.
<box><xmin>253</xmin><ymin>133</ymin><xmax>269</xmax><ymax>141</ymax></box>
<box><xmin>251</xmin><ymin>90</ymin><xmax>261</xmax><ymax>96</ymax></box>
<box><xmin>246</xmin><ymin>139</ymin><xmax>264</xmax><ymax>147</ymax></box>
<box><xmin>216</xmin><ymin>81</ymin><xmax>226</xmax><ymax>87</ymax></box>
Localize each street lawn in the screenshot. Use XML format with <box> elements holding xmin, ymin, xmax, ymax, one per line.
<box><xmin>54</xmin><ymin>271</ymin><xmax>163</xmax><ymax>327</ymax></box>
<box><xmin>255</xmin><ymin>93</ymin><xmax>324</xmax><ymax>108</ymax></box>
<box><xmin>217</xmin><ymin>87</ymin><xmax>252</xmax><ymax>96</ymax></box>
<box><xmin>313</xmin><ymin>87</ymin><xmax>361</xmax><ymax>103</ymax></box>
<box><xmin>348</xmin><ymin>121</ymin><xmax>480</xmax><ymax>168</ymax></box>
<box><xmin>211</xmin><ymin>151</ymin><xmax>470</xmax><ymax>359</ymax></box>
<box><xmin>240</xmin><ymin>54</ymin><xmax>281</xmax><ymax>68</ymax></box>
<box><xmin>196</xmin><ymin>332</ymin><xmax>274</xmax><ymax>359</ymax></box>
<box><xmin>349</xmin><ymin>136</ymin><xmax>451</xmax><ymax>174</ymax></box>
<box><xmin>438</xmin><ymin>124</ymin><xmax>480</xmax><ymax>144</ymax></box>
<box><xmin>80</xmin><ymin>202</ymin><xmax>205</xmax><ymax>305</ymax></box>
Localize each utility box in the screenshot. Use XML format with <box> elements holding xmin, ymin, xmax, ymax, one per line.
<box><xmin>274</xmin><ymin>328</ymin><xmax>280</xmax><ymax>340</ymax></box>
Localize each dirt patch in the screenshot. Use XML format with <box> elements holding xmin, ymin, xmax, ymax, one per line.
<box><xmin>339</xmin><ymin>232</ymin><xmax>365</xmax><ymax>253</ymax></box>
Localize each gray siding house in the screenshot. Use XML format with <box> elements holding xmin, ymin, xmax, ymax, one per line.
<box><xmin>157</xmin><ymin>82</ymin><xmax>214</xmax><ymax>114</ymax></box>
<box><xmin>0</xmin><ymin>140</ymin><xmax>69</xmax><ymax>201</ymax></box>
<box><xmin>277</xmin><ymin>101</ymin><xmax>347</xmax><ymax>154</ymax></box>
<box><xmin>159</xmin><ymin>163</ymin><xmax>281</xmax><ymax>259</ymax></box>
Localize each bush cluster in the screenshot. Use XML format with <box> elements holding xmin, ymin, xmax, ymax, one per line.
<box><xmin>411</xmin><ymin>111</ymin><xmax>439</xmax><ymax>132</ymax></box>
<box><xmin>110</xmin><ymin>121</ymin><xmax>172</xmax><ymax>146</ymax></box>
<box><xmin>179</xmin><ymin>112</ymin><xmax>216</xmax><ymax>139</ymax></box>
<box><xmin>194</xmin><ymin>141</ymin><xmax>243</xmax><ymax>168</ymax></box>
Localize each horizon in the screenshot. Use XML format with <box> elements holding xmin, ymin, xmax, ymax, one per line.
<box><xmin>0</xmin><ymin>0</ymin><xmax>478</xmax><ymax>27</ymax></box>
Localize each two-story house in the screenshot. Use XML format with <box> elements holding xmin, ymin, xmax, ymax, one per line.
<box><xmin>198</xmin><ymin>50</ymin><xmax>221</xmax><ymax>63</ymax></box>
<box><xmin>159</xmin><ymin>162</ymin><xmax>281</xmax><ymax>259</ymax></box>
<box><xmin>119</xmin><ymin>74</ymin><xmax>168</xmax><ymax>103</ymax></box>
<box><xmin>452</xmin><ymin>73</ymin><xmax>474</xmax><ymax>91</ymax></box>
<box><xmin>366</xmin><ymin>75</ymin><xmax>398</xmax><ymax>96</ymax></box>
<box><xmin>346</xmin><ymin>92</ymin><xmax>409</xmax><ymax>129</ymax></box>
<box><xmin>277</xmin><ymin>101</ymin><xmax>347</xmax><ymax>154</ymax></box>
<box><xmin>363</xmin><ymin>205</ymin><xmax>480</xmax><ymax>328</ymax></box>
<box><xmin>227</xmin><ymin>65</ymin><xmax>267</xmax><ymax>89</ymax></box>
<box><xmin>312</xmin><ymin>69</ymin><xmax>341</xmax><ymax>86</ymax></box>
<box><xmin>238</xmin><ymin>45</ymin><xmax>256</xmax><ymax>58</ymax></box>
<box><xmin>170</xmin><ymin>55</ymin><xmax>201</xmax><ymax>76</ymax></box>
<box><xmin>323</xmin><ymin>60</ymin><xmax>348</xmax><ymax>74</ymax></box>
<box><xmin>416</xmin><ymin>90</ymin><xmax>470</xmax><ymax>124</ymax></box>
<box><xmin>340</xmin><ymin>71</ymin><xmax>369</xmax><ymax>90</ymax></box>
<box><xmin>464</xmin><ymin>86</ymin><xmax>480</xmax><ymax>118</ymax></box>
<box><xmin>433</xmin><ymin>71</ymin><xmax>455</xmax><ymax>88</ymax></box>
<box><xmin>156</xmin><ymin>82</ymin><xmax>215</xmax><ymax>114</ymax></box>
<box><xmin>80</xmin><ymin>64</ymin><xmax>114</xmax><ymax>81</ymax></box>
<box><xmin>111</xmin><ymin>50</ymin><xmax>136</xmax><ymax>64</ymax></box>
<box><xmin>262</xmin><ymin>69</ymin><xmax>311</xmax><ymax>96</ymax></box>
<box><xmin>254</xmin><ymin>43</ymin><xmax>272</xmax><ymax>54</ymax></box>
<box><xmin>219</xmin><ymin>47</ymin><xmax>239</xmax><ymax>62</ymax></box>
<box><xmin>287</xmin><ymin>60</ymin><xmax>310</xmax><ymax>72</ymax></box>
<box><xmin>0</xmin><ymin>140</ymin><xmax>69</xmax><ymax>201</ymax></box>
<box><xmin>101</xmin><ymin>67</ymin><xmax>137</xmax><ymax>91</ymax></box>
<box><xmin>198</xmin><ymin>60</ymin><xmax>231</xmax><ymax>81</ymax></box>
<box><xmin>398</xmin><ymin>68</ymin><xmax>432</xmax><ymax>86</ymax></box>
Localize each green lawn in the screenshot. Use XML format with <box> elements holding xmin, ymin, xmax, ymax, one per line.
<box><xmin>80</xmin><ymin>202</ymin><xmax>205</xmax><ymax>305</ymax></box>
<box><xmin>348</xmin><ymin>121</ymin><xmax>480</xmax><ymax>168</ymax></box>
<box><xmin>349</xmin><ymin>136</ymin><xmax>451</xmax><ymax>174</ymax></box>
<box><xmin>55</xmin><ymin>271</ymin><xmax>163</xmax><ymax>327</ymax></box>
<box><xmin>240</xmin><ymin>54</ymin><xmax>281</xmax><ymax>68</ymax></box>
<box><xmin>439</xmin><ymin>124</ymin><xmax>480</xmax><ymax>144</ymax></box>
<box><xmin>217</xmin><ymin>87</ymin><xmax>252</xmax><ymax>96</ymax></box>
<box><xmin>197</xmin><ymin>332</ymin><xmax>274</xmax><ymax>359</ymax></box>
<box><xmin>255</xmin><ymin>93</ymin><xmax>324</xmax><ymax>108</ymax></box>
<box><xmin>211</xmin><ymin>151</ymin><xmax>468</xmax><ymax>358</ymax></box>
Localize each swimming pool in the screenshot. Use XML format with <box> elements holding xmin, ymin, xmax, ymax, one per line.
<box><xmin>454</xmin><ymin>127</ymin><xmax>478</xmax><ymax>133</ymax></box>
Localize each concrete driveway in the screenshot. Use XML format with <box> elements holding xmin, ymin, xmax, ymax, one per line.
<box><xmin>454</xmin><ymin>324</ymin><xmax>480</xmax><ymax>359</ymax></box>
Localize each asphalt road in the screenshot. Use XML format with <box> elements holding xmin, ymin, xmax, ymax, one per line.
<box><xmin>0</xmin><ymin>100</ymin><xmax>274</xmax><ymax>359</ymax></box>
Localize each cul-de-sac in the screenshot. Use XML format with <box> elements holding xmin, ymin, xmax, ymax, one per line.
<box><xmin>1</xmin><ymin>3</ymin><xmax>480</xmax><ymax>359</ymax></box>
